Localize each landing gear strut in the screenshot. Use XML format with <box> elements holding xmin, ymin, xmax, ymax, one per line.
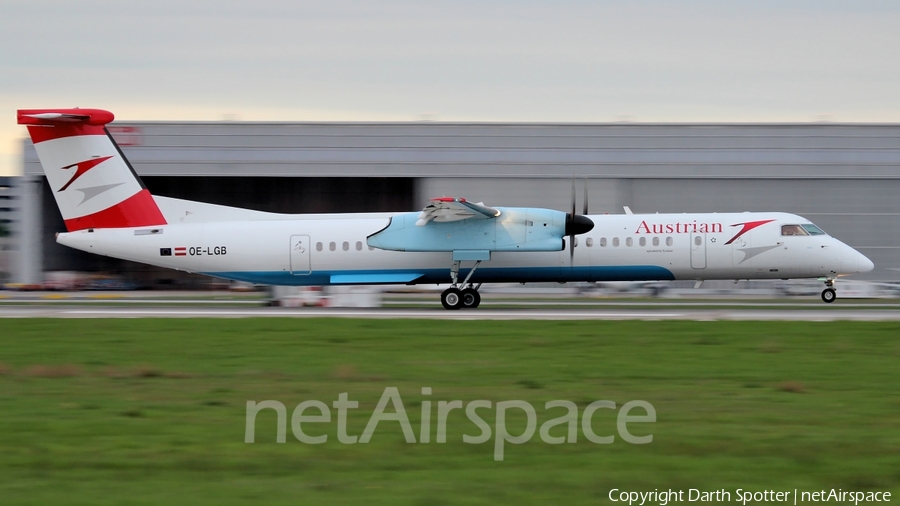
<box><xmin>441</xmin><ymin>260</ymin><xmax>482</xmax><ymax>310</ymax></box>
<box><xmin>821</xmin><ymin>279</ymin><xmax>836</xmax><ymax>304</ymax></box>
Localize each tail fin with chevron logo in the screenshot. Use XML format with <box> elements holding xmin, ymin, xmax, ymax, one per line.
<box><xmin>17</xmin><ymin>108</ymin><xmax>166</xmax><ymax>232</ymax></box>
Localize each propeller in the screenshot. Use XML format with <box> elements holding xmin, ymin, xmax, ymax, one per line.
<box><xmin>565</xmin><ymin>178</ymin><xmax>594</xmax><ymax>261</ymax></box>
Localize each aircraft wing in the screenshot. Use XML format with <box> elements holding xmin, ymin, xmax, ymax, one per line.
<box><xmin>415</xmin><ymin>197</ymin><xmax>501</xmax><ymax>226</ymax></box>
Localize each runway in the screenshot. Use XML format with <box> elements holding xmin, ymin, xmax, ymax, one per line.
<box><xmin>3</xmin><ymin>305</ymin><xmax>900</xmax><ymax>321</ymax></box>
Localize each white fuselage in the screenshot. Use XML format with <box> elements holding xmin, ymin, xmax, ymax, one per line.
<box><xmin>17</xmin><ymin>109</ymin><xmax>872</xmax><ymax>293</ymax></box>
<box><xmin>56</xmin><ymin>200</ymin><xmax>873</xmax><ymax>287</ymax></box>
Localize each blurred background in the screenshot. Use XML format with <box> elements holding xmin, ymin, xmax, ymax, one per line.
<box><xmin>2</xmin><ymin>120</ymin><xmax>898</xmax><ymax>300</ymax></box>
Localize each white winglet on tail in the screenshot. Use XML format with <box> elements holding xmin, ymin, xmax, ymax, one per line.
<box><xmin>17</xmin><ymin>108</ymin><xmax>166</xmax><ymax>232</ymax></box>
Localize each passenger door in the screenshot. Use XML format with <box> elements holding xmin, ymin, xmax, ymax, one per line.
<box><xmin>690</xmin><ymin>233</ymin><xmax>707</xmax><ymax>269</ymax></box>
<box><xmin>290</xmin><ymin>235</ymin><xmax>311</xmax><ymax>275</ymax></box>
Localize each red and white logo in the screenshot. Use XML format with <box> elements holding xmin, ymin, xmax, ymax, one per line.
<box><xmin>724</xmin><ymin>220</ymin><xmax>775</xmax><ymax>245</ymax></box>
<box><xmin>58</xmin><ymin>155</ymin><xmax>114</xmax><ymax>192</ymax></box>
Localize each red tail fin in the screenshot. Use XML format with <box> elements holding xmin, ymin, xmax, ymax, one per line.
<box><xmin>17</xmin><ymin>108</ymin><xmax>166</xmax><ymax>231</ymax></box>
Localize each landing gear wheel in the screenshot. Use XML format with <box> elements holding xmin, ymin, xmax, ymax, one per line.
<box><xmin>821</xmin><ymin>288</ymin><xmax>836</xmax><ymax>304</ymax></box>
<box><xmin>441</xmin><ymin>287</ymin><xmax>463</xmax><ymax>310</ymax></box>
<box><xmin>461</xmin><ymin>288</ymin><xmax>481</xmax><ymax>309</ymax></box>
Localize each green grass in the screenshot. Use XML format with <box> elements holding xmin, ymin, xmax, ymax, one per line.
<box><xmin>1</xmin><ymin>319</ymin><xmax>898</xmax><ymax>505</ymax></box>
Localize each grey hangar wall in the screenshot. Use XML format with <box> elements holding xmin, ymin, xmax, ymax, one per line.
<box><xmin>16</xmin><ymin>121</ymin><xmax>900</xmax><ymax>285</ymax></box>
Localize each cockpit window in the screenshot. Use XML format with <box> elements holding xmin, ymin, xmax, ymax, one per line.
<box><xmin>781</xmin><ymin>225</ymin><xmax>808</xmax><ymax>236</ymax></box>
<box><xmin>801</xmin><ymin>224</ymin><xmax>826</xmax><ymax>236</ymax></box>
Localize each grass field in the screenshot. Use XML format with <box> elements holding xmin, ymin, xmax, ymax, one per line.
<box><xmin>1</xmin><ymin>319</ymin><xmax>898</xmax><ymax>505</ymax></box>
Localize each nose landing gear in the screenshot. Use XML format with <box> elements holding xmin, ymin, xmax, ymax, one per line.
<box><xmin>821</xmin><ymin>279</ymin><xmax>836</xmax><ymax>303</ymax></box>
<box><xmin>441</xmin><ymin>260</ymin><xmax>483</xmax><ymax>310</ymax></box>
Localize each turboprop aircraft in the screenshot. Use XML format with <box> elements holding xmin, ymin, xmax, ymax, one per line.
<box><xmin>18</xmin><ymin>108</ymin><xmax>874</xmax><ymax>308</ymax></box>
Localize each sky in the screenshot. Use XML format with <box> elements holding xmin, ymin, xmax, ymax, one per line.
<box><xmin>2</xmin><ymin>0</ymin><xmax>899</xmax><ymax>176</ymax></box>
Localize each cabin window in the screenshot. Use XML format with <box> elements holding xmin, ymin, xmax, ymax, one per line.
<box><xmin>316</xmin><ymin>242</ymin><xmax>323</xmax><ymax>252</ymax></box>
<box><xmin>781</xmin><ymin>225</ymin><xmax>808</xmax><ymax>236</ymax></box>
<box><xmin>342</xmin><ymin>241</ymin><xmax>349</xmax><ymax>251</ymax></box>
<box><xmin>694</xmin><ymin>235</ymin><xmax>703</xmax><ymax>246</ymax></box>
<box><xmin>639</xmin><ymin>237</ymin><xmax>646</xmax><ymax>247</ymax></box>
<box><xmin>612</xmin><ymin>237</ymin><xmax>620</xmax><ymax>247</ymax></box>
<box><xmin>801</xmin><ymin>224</ymin><xmax>826</xmax><ymax>236</ymax></box>
<box><xmin>666</xmin><ymin>237</ymin><xmax>673</xmax><ymax>247</ymax></box>
<box><xmin>586</xmin><ymin>238</ymin><xmax>594</xmax><ymax>247</ymax></box>
<box><xmin>573</xmin><ymin>237</ymin><xmax>578</xmax><ymax>247</ymax></box>
<box><xmin>368</xmin><ymin>246</ymin><xmax>375</xmax><ymax>251</ymax></box>
<box><xmin>600</xmin><ymin>237</ymin><xmax>607</xmax><ymax>247</ymax></box>
<box><xmin>626</xmin><ymin>237</ymin><xmax>633</xmax><ymax>247</ymax></box>
<box><xmin>329</xmin><ymin>242</ymin><xmax>336</xmax><ymax>251</ymax></box>
<box><xmin>356</xmin><ymin>241</ymin><xmax>363</xmax><ymax>251</ymax></box>
<box><xmin>652</xmin><ymin>237</ymin><xmax>659</xmax><ymax>247</ymax></box>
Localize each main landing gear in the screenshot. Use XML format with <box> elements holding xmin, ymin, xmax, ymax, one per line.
<box><xmin>441</xmin><ymin>286</ymin><xmax>481</xmax><ymax>310</ymax></box>
<box><xmin>441</xmin><ymin>260</ymin><xmax>482</xmax><ymax>310</ymax></box>
<box><xmin>821</xmin><ymin>279</ymin><xmax>837</xmax><ymax>304</ymax></box>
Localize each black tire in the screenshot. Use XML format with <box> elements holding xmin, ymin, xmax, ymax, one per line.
<box><xmin>821</xmin><ymin>288</ymin><xmax>836</xmax><ymax>303</ymax></box>
<box><xmin>441</xmin><ymin>287</ymin><xmax>463</xmax><ymax>310</ymax></box>
<box><xmin>461</xmin><ymin>288</ymin><xmax>481</xmax><ymax>309</ymax></box>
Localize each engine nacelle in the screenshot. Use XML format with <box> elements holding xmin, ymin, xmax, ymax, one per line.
<box><xmin>367</xmin><ymin>207</ymin><xmax>567</xmax><ymax>252</ymax></box>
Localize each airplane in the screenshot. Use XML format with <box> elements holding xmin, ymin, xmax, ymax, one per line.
<box><xmin>17</xmin><ymin>108</ymin><xmax>874</xmax><ymax>308</ymax></box>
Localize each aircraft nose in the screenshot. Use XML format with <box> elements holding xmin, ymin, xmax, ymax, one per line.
<box><xmin>858</xmin><ymin>252</ymin><xmax>875</xmax><ymax>273</ymax></box>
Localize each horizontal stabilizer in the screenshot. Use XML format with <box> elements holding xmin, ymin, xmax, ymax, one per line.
<box><xmin>18</xmin><ymin>108</ymin><xmax>115</xmax><ymax>126</ymax></box>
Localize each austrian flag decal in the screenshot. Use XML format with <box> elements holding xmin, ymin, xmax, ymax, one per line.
<box><xmin>174</xmin><ymin>247</ymin><xmax>187</xmax><ymax>257</ymax></box>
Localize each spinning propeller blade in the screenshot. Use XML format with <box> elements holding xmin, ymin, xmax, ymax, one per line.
<box><xmin>565</xmin><ymin>178</ymin><xmax>594</xmax><ymax>263</ymax></box>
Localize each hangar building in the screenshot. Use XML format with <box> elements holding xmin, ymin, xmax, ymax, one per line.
<box><xmin>0</xmin><ymin>177</ymin><xmax>14</xmax><ymax>282</ymax></box>
<box><xmin>13</xmin><ymin>120</ymin><xmax>900</xmax><ymax>286</ymax></box>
